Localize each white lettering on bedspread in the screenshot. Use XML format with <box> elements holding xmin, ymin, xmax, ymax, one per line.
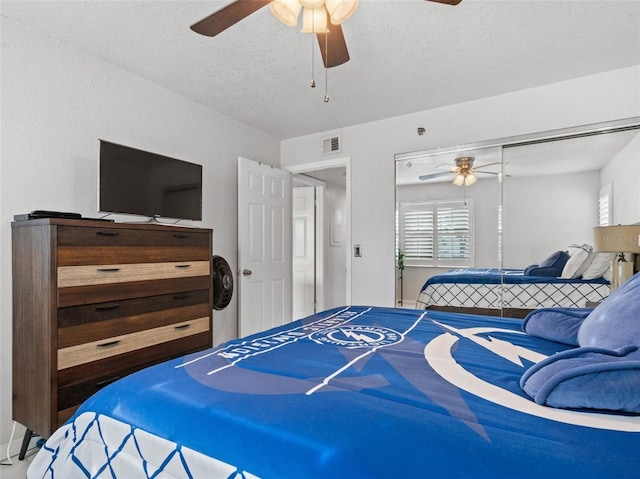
<box><xmin>218</xmin><ymin>332</ymin><xmax>307</xmax><ymax>358</ymax></box>
<box><xmin>215</xmin><ymin>308</ymin><xmax>369</xmax><ymax>361</ymax></box>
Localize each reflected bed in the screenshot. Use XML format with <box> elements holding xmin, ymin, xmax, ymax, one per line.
<box><xmin>416</xmin><ymin>268</ymin><xmax>610</xmax><ymax>317</ymax></box>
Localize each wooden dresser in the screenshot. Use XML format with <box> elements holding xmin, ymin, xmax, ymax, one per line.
<box><xmin>11</xmin><ymin>218</ymin><xmax>213</xmax><ymax>450</ymax></box>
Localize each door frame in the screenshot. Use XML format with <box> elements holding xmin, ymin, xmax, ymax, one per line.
<box><xmin>285</xmin><ymin>157</ymin><xmax>352</xmax><ymax>305</ymax></box>
<box><xmin>292</xmin><ymin>175</ymin><xmax>326</xmax><ymax>313</ymax></box>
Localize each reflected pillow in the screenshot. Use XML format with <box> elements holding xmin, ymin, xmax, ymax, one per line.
<box><xmin>524</xmin><ymin>250</ymin><xmax>569</xmax><ymax>277</ymax></box>
<box><xmin>582</xmin><ymin>252</ymin><xmax>616</xmax><ymax>280</ymax></box>
<box><xmin>561</xmin><ymin>244</ymin><xmax>593</xmax><ymax>279</ymax></box>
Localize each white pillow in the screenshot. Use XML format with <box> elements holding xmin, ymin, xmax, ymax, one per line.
<box><xmin>582</xmin><ymin>252</ymin><xmax>616</xmax><ymax>280</ymax></box>
<box><xmin>561</xmin><ymin>244</ymin><xmax>593</xmax><ymax>279</ymax></box>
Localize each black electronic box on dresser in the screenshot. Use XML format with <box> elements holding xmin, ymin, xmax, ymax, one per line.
<box><xmin>11</xmin><ymin>218</ymin><xmax>213</xmax><ymax>457</ymax></box>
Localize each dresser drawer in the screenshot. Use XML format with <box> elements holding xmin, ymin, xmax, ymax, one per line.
<box><xmin>57</xmin><ymin>226</ymin><xmax>210</xmax><ymax>265</ymax></box>
<box><xmin>58</xmin><ymin>289</ymin><xmax>209</xmax><ymax>329</ymax></box>
<box><xmin>58</xmin><ymin>316</ymin><xmax>210</xmax><ymax>370</ymax></box>
<box><xmin>58</xmin><ymin>302</ymin><xmax>211</xmax><ymax>348</ymax></box>
<box><xmin>57</xmin><ymin>332</ymin><xmax>211</xmax><ymax>390</ymax></box>
<box><xmin>58</xmin><ymin>276</ymin><xmax>210</xmax><ymax>307</ymax></box>
<box><xmin>58</xmin><ymin>261</ymin><xmax>210</xmax><ymax>288</ymax></box>
<box><xmin>58</xmin><ymin>226</ymin><xmax>209</xmax><ymax>248</ymax></box>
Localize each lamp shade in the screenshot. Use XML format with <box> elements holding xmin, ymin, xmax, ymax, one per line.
<box><xmin>594</xmin><ymin>225</ymin><xmax>640</xmax><ymax>290</ymax></box>
<box><xmin>593</xmin><ymin>225</ymin><xmax>640</xmax><ymax>253</ymax></box>
<box><xmin>302</xmin><ymin>6</ymin><xmax>328</xmax><ymax>33</ymax></box>
<box><xmin>270</xmin><ymin>0</ymin><xmax>302</xmax><ymax>26</ymax></box>
<box><xmin>326</xmin><ymin>0</ymin><xmax>358</xmax><ymax>24</ymax></box>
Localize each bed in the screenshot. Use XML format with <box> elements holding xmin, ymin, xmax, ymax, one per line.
<box><xmin>416</xmin><ymin>268</ymin><xmax>610</xmax><ymax>317</ymax></box>
<box><xmin>27</xmin><ymin>280</ymin><xmax>640</xmax><ymax>479</ymax></box>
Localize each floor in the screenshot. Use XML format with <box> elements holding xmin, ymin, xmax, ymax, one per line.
<box><xmin>0</xmin><ymin>448</ymin><xmax>36</xmax><ymax>479</ymax></box>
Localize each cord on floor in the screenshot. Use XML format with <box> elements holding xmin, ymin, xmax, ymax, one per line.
<box><xmin>0</xmin><ymin>422</ymin><xmax>40</xmax><ymax>466</ymax></box>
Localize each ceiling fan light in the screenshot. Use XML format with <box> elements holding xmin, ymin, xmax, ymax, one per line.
<box><xmin>300</xmin><ymin>0</ymin><xmax>325</xmax><ymax>8</ymax></box>
<box><xmin>301</xmin><ymin>6</ymin><xmax>328</xmax><ymax>33</ymax></box>
<box><xmin>270</xmin><ymin>0</ymin><xmax>302</xmax><ymax>27</ymax></box>
<box><xmin>465</xmin><ymin>174</ymin><xmax>477</xmax><ymax>186</ymax></box>
<box><xmin>325</xmin><ymin>0</ymin><xmax>358</xmax><ymax>24</ymax></box>
<box><xmin>453</xmin><ymin>174</ymin><xmax>465</xmax><ymax>186</ymax></box>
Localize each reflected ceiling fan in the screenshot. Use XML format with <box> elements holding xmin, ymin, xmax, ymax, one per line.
<box><xmin>419</xmin><ymin>156</ymin><xmax>501</xmax><ymax>186</ymax></box>
<box><xmin>190</xmin><ymin>0</ymin><xmax>463</xmax><ymax>68</ymax></box>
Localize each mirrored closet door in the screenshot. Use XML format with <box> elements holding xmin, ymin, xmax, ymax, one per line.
<box><xmin>395</xmin><ymin>118</ymin><xmax>640</xmax><ymax>315</ymax></box>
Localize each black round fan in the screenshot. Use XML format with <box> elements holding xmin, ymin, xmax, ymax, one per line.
<box><xmin>212</xmin><ymin>255</ymin><xmax>234</xmax><ymax>311</ymax></box>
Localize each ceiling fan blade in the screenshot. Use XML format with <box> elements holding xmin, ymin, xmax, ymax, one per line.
<box><xmin>425</xmin><ymin>0</ymin><xmax>463</xmax><ymax>5</ymax></box>
<box><xmin>419</xmin><ymin>171</ymin><xmax>452</xmax><ymax>181</ymax></box>
<box><xmin>191</xmin><ymin>0</ymin><xmax>271</xmax><ymax>37</ymax></box>
<box><xmin>472</xmin><ymin>161</ymin><xmax>501</xmax><ymax>170</ymax></box>
<box><xmin>436</xmin><ymin>163</ymin><xmax>457</xmax><ymax>172</ymax></box>
<box><xmin>317</xmin><ymin>22</ymin><xmax>350</xmax><ymax>68</ymax></box>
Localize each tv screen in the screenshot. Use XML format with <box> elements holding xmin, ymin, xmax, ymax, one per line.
<box><xmin>99</xmin><ymin>140</ymin><xmax>202</xmax><ymax>220</ymax></box>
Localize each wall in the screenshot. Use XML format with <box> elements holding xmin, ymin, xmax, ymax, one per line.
<box><xmin>503</xmin><ymin>170</ymin><xmax>600</xmax><ymax>268</ymax></box>
<box><xmin>601</xmin><ymin>131</ymin><xmax>640</xmax><ymax>225</ymax></box>
<box><xmin>281</xmin><ymin>66</ymin><xmax>640</xmax><ymax>308</ymax></box>
<box><xmin>0</xmin><ymin>18</ymin><xmax>280</xmax><ymax>454</ymax></box>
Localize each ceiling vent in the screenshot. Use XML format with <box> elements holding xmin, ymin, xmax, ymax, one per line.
<box><xmin>322</xmin><ymin>135</ymin><xmax>341</xmax><ymax>154</ymax></box>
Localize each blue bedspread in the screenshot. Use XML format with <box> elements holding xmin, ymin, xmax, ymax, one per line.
<box><xmin>421</xmin><ymin>268</ymin><xmax>609</xmax><ymax>289</ymax></box>
<box><xmin>33</xmin><ymin>306</ymin><xmax>639</xmax><ymax>478</ymax></box>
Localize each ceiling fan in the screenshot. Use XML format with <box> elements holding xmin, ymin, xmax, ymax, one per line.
<box><xmin>418</xmin><ymin>156</ymin><xmax>501</xmax><ymax>186</ymax></box>
<box><xmin>190</xmin><ymin>0</ymin><xmax>463</xmax><ymax>68</ymax></box>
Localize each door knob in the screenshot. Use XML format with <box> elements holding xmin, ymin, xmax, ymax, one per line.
<box><xmin>242</xmin><ymin>269</ymin><xmax>252</xmax><ymax>276</ymax></box>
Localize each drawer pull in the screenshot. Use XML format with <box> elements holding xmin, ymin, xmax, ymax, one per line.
<box><xmin>96</xmin><ymin>303</ymin><xmax>120</xmax><ymax>311</ymax></box>
<box><xmin>174</xmin><ymin>324</ymin><xmax>191</xmax><ymax>331</ymax></box>
<box><xmin>173</xmin><ymin>293</ymin><xmax>190</xmax><ymax>300</ymax></box>
<box><xmin>95</xmin><ymin>376</ymin><xmax>121</xmax><ymax>387</ymax></box>
<box><xmin>97</xmin><ymin>340</ymin><xmax>120</xmax><ymax>348</ymax></box>
<box><xmin>175</xmin><ymin>264</ymin><xmax>191</xmax><ymax>269</ymax></box>
<box><xmin>96</xmin><ymin>231</ymin><xmax>119</xmax><ymax>236</ymax></box>
<box><xmin>96</xmin><ymin>267</ymin><xmax>121</xmax><ymax>273</ymax></box>
<box><xmin>173</xmin><ymin>234</ymin><xmax>190</xmax><ymax>239</ymax></box>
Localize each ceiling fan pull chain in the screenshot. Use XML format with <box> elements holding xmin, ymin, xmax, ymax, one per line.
<box><xmin>324</xmin><ymin>25</ymin><xmax>329</xmax><ymax>103</ymax></box>
<box><xmin>310</xmin><ymin>10</ymin><xmax>316</xmax><ymax>88</ymax></box>
<box><xmin>310</xmin><ymin>34</ymin><xmax>316</xmax><ymax>88</ymax></box>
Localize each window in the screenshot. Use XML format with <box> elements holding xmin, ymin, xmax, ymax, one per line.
<box><xmin>598</xmin><ymin>183</ymin><xmax>612</xmax><ymax>226</ymax></box>
<box><xmin>398</xmin><ymin>200</ymin><xmax>473</xmax><ymax>267</ymax></box>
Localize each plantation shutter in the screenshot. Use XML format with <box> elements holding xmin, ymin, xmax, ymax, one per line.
<box><xmin>437</xmin><ymin>205</ymin><xmax>470</xmax><ymax>262</ymax></box>
<box><xmin>598</xmin><ymin>183</ymin><xmax>612</xmax><ymax>226</ymax></box>
<box><xmin>403</xmin><ymin>207</ymin><xmax>434</xmax><ymax>261</ymax></box>
<box><xmin>399</xmin><ymin>200</ymin><xmax>473</xmax><ymax>267</ymax></box>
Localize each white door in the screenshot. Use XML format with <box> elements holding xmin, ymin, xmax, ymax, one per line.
<box><xmin>292</xmin><ymin>186</ymin><xmax>316</xmax><ymax>319</ymax></box>
<box><xmin>238</xmin><ymin>157</ymin><xmax>292</xmax><ymax>337</ymax></box>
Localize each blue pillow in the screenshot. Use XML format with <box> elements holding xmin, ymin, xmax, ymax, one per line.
<box><xmin>520</xmin><ymin>345</ymin><xmax>640</xmax><ymax>413</ymax></box>
<box><xmin>578</xmin><ymin>271</ymin><xmax>640</xmax><ymax>349</ymax></box>
<box><xmin>524</xmin><ymin>250</ymin><xmax>570</xmax><ymax>277</ymax></box>
<box><xmin>522</xmin><ymin>308</ymin><xmax>592</xmax><ymax>346</ymax></box>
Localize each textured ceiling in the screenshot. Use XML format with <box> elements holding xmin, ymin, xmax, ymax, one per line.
<box><xmin>2</xmin><ymin>0</ymin><xmax>639</xmax><ymax>140</ymax></box>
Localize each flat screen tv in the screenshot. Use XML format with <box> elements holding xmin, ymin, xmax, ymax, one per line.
<box><xmin>99</xmin><ymin>140</ymin><xmax>202</xmax><ymax>220</ymax></box>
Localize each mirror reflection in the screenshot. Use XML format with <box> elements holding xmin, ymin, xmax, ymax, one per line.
<box><xmin>395</xmin><ymin>120</ymin><xmax>640</xmax><ymax>317</ymax></box>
